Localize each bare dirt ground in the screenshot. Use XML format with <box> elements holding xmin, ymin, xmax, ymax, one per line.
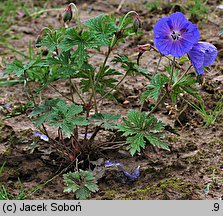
<box><xmin>0</xmin><ymin>0</ymin><xmax>223</xmax><ymax>200</ymax></box>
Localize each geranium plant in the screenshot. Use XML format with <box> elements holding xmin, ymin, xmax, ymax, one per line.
<box><xmin>4</xmin><ymin>4</ymin><xmax>218</xmax><ymax>199</ymax></box>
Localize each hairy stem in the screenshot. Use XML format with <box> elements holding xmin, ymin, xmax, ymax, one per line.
<box><xmin>89</xmin><ymin>71</ymin><xmax>98</xmax><ymax>113</ymax></box>
<box><xmin>49</xmin><ymin>83</ymin><xmax>73</xmax><ymax>102</ymax></box>
<box><xmin>98</xmin><ymin>71</ymin><xmax>128</xmax><ymax>103</ymax></box>
<box><xmin>69</xmin><ymin>78</ymin><xmax>86</xmax><ymax>105</ymax></box>
<box><xmin>90</xmin><ymin>11</ymin><xmax>138</xmax><ymax>108</ymax></box>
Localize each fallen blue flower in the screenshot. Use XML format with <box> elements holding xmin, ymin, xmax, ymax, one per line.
<box><xmin>4</xmin><ymin>103</ymin><xmax>11</xmax><ymax>111</ymax></box>
<box><xmin>32</xmin><ymin>132</ymin><xmax>49</xmax><ymax>142</ymax></box>
<box><xmin>123</xmin><ymin>165</ymin><xmax>140</xmax><ymax>181</ymax></box>
<box><xmin>105</xmin><ymin>160</ymin><xmax>140</xmax><ymax>181</ymax></box>
<box><xmin>188</xmin><ymin>42</ymin><xmax>217</xmax><ymax>75</ymax></box>
<box><xmin>79</xmin><ymin>133</ymin><xmax>93</xmax><ymax>138</ymax></box>
<box><xmin>105</xmin><ymin>160</ymin><xmax>123</xmax><ymax>167</ymax></box>
<box><xmin>153</xmin><ymin>12</ymin><xmax>200</xmax><ymax>58</ymax></box>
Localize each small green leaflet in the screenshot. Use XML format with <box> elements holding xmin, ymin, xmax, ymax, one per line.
<box><xmin>37</xmin><ymin>28</ymin><xmax>65</xmax><ymax>53</ymax></box>
<box><xmin>4</xmin><ymin>60</ymin><xmax>37</xmax><ymax>77</ymax></box>
<box><xmin>112</xmin><ymin>54</ymin><xmax>151</xmax><ymax>77</ymax></box>
<box><xmin>143</xmin><ymin>73</ymin><xmax>169</xmax><ymax>101</ymax></box>
<box><xmin>29</xmin><ymin>98</ymin><xmax>63</xmax><ymax>126</ymax></box>
<box><xmin>89</xmin><ymin>113</ymin><xmax>121</xmax><ymax>130</ymax></box>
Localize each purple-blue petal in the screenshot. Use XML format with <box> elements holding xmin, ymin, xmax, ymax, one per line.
<box><xmin>32</xmin><ymin>132</ymin><xmax>49</xmax><ymax>141</ymax></box>
<box><xmin>181</xmin><ymin>23</ymin><xmax>200</xmax><ymax>45</ymax></box>
<box><xmin>195</xmin><ymin>67</ymin><xmax>205</xmax><ymax>75</ymax></box>
<box><xmin>154</xmin><ymin>17</ymin><xmax>171</xmax><ymax>38</ymax></box>
<box><xmin>202</xmin><ymin>43</ymin><xmax>217</xmax><ymax>66</ymax></box>
<box><xmin>153</xmin><ymin>12</ymin><xmax>200</xmax><ymax>58</ymax></box>
<box><xmin>169</xmin><ymin>12</ymin><xmax>189</xmax><ymax>30</ymax></box>
<box><xmin>123</xmin><ymin>171</ymin><xmax>138</xmax><ymax>181</ymax></box>
<box><xmin>123</xmin><ymin>166</ymin><xmax>140</xmax><ymax>181</ymax></box>
<box><xmin>188</xmin><ymin>42</ymin><xmax>217</xmax><ymax>75</ymax></box>
<box><xmin>79</xmin><ymin>133</ymin><xmax>93</xmax><ymax>138</ymax></box>
<box><xmin>104</xmin><ymin>160</ymin><xmax>123</xmax><ymax>167</ymax></box>
<box><xmin>134</xmin><ymin>166</ymin><xmax>140</xmax><ymax>177</ymax></box>
<box><xmin>4</xmin><ymin>103</ymin><xmax>11</xmax><ymax>110</ymax></box>
<box><xmin>188</xmin><ymin>45</ymin><xmax>205</xmax><ymax>69</ymax></box>
<box><xmin>153</xmin><ymin>37</ymin><xmax>171</xmax><ymax>55</ymax></box>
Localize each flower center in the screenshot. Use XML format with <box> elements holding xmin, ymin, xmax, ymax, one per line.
<box><xmin>170</xmin><ymin>31</ymin><xmax>181</xmax><ymax>41</ymax></box>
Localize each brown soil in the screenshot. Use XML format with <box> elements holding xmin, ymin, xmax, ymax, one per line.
<box><xmin>0</xmin><ymin>0</ymin><xmax>223</xmax><ymax>200</ymax></box>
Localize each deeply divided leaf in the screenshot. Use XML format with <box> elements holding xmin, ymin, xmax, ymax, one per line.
<box><xmin>117</xmin><ymin>110</ymin><xmax>169</xmax><ymax>155</ymax></box>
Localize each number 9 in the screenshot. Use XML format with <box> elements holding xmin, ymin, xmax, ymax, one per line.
<box><xmin>213</xmin><ymin>203</ymin><xmax>219</xmax><ymax>211</ymax></box>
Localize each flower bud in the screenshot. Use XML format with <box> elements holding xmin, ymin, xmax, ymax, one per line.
<box><xmin>137</xmin><ymin>44</ymin><xmax>151</xmax><ymax>54</ymax></box>
<box><xmin>63</xmin><ymin>5</ymin><xmax>73</xmax><ymax>23</ymax></box>
<box><xmin>133</xmin><ymin>15</ymin><xmax>142</xmax><ymax>33</ymax></box>
<box><xmin>137</xmin><ymin>44</ymin><xmax>151</xmax><ymax>64</ymax></box>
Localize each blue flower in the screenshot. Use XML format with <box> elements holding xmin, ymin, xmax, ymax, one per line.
<box><xmin>32</xmin><ymin>132</ymin><xmax>49</xmax><ymax>141</ymax></box>
<box><xmin>188</xmin><ymin>42</ymin><xmax>217</xmax><ymax>75</ymax></box>
<box><xmin>104</xmin><ymin>160</ymin><xmax>123</xmax><ymax>167</ymax></box>
<box><xmin>153</xmin><ymin>12</ymin><xmax>200</xmax><ymax>58</ymax></box>
<box><xmin>123</xmin><ymin>166</ymin><xmax>140</xmax><ymax>181</ymax></box>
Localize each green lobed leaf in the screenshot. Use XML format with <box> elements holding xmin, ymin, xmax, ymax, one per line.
<box><xmin>171</xmin><ymin>74</ymin><xmax>201</xmax><ymax>103</ymax></box>
<box><xmin>126</xmin><ymin>134</ymin><xmax>145</xmax><ymax>156</ymax></box>
<box><xmin>145</xmin><ymin>134</ymin><xmax>170</xmax><ymax>150</ymax></box>
<box><xmin>59</xmin><ymin>28</ymin><xmax>98</xmax><ymax>67</ymax></box>
<box><xmin>145</xmin><ymin>73</ymin><xmax>169</xmax><ymax>101</ymax></box>
<box><xmin>63</xmin><ymin>170</ymin><xmax>98</xmax><ymax>200</ymax></box>
<box><xmin>37</xmin><ymin>28</ymin><xmax>65</xmax><ymax>53</ymax></box>
<box><xmin>85</xmin><ymin>182</ymin><xmax>99</xmax><ymax>193</ymax></box>
<box><xmin>89</xmin><ymin>113</ymin><xmax>120</xmax><ymax>130</ymax></box>
<box><xmin>84</xmin><ymin>14</ymin><xmax>117</xmax><ymax>47</ymax></box>
<box><xmin>66</xmin><ymin>104</ymin><xmax>83</xmax><ymax>117</ymax></box>
<box><xmin>117</xmin><ymin>110</ymin><xmax>168</xmax><ymax>155</ymax></box>
<box><xmin>4</xmin><ymin>60</ymin><xmax>24</xmax><ymax>76</ymax></box>
<box><xmin>30</xmin><ymin>99</ymin><xmax>87</xmax><ymax>135</ymax></box>
<box><xmin>75</xmin><ymin>187</ymin><xmax>91</xmax><ymax>200</ymax></box>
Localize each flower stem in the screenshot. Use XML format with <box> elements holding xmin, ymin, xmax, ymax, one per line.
<box><xmin>69</xmin><ymin>78</ymin><xmax>86</xmax><ymax>105</ymax></box>
<box><xmin>119</xmin><ymin>11</ymin><xmax>139</xmax><ymax>28</ymax></box>
<box><xmin>23</xmin><ymin>71</ymin><xmax>36</xmax><ymax>106</ymax></box>
<box><xmin>172</xmin><ymin>65</ymin><xmax>193</xmax><ymax>88</ymax></box>
<box><xmin>49</xmin><ymin>83</ymin><xmax>73</xmax><ymax>102</ymax></box>
<box><xmin>84</xmin><ymin>109</ymin><xmax>90</xmax><ymax>142</ymax></box>
<box><xmin>90</xmin><ymin>10</ymin><xmax>139</xmax><ymax>113</ymax></box>
<box><xmin>69</xmin><ymin>3</ymin><xmax>81</xmax><ymax>26</ymax></box>
<box><xmin>88</xmin><ymin>70</ymin><xmax>98</xmax><ymax>113</ymax></box>
<box><xmin>98</xmin><ymin>71</ymin><xmax>128</xmax><ymax>103</ymax></box>
<box><xmin>154</xmin><ymin>54</ymin><xmax>162</xmax><ymax>77</ymax></box>
<box><xmin>147</xmin><ymin>92</ymin><xmax>167</xmax><ymax>117</ymax></box>
<box><xmin>170</xmin><ymin>57</ymin><xmax>176</xmax><ymax>83</ymax></box>
<box><xmin>94</xmin><ymin>10</ymin><xmax>138</xmax><ymax>90</ymax></box>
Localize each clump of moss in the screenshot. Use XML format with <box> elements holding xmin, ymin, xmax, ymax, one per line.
<box><xmin>118</xmin><ymin>177</ymin><xmax>194</xmax><ymax>200</ymax></box>
<box><xmin>100</xmin><ymin>190</ymin><xmax>117</xmax><ymax>200</ymax></box>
